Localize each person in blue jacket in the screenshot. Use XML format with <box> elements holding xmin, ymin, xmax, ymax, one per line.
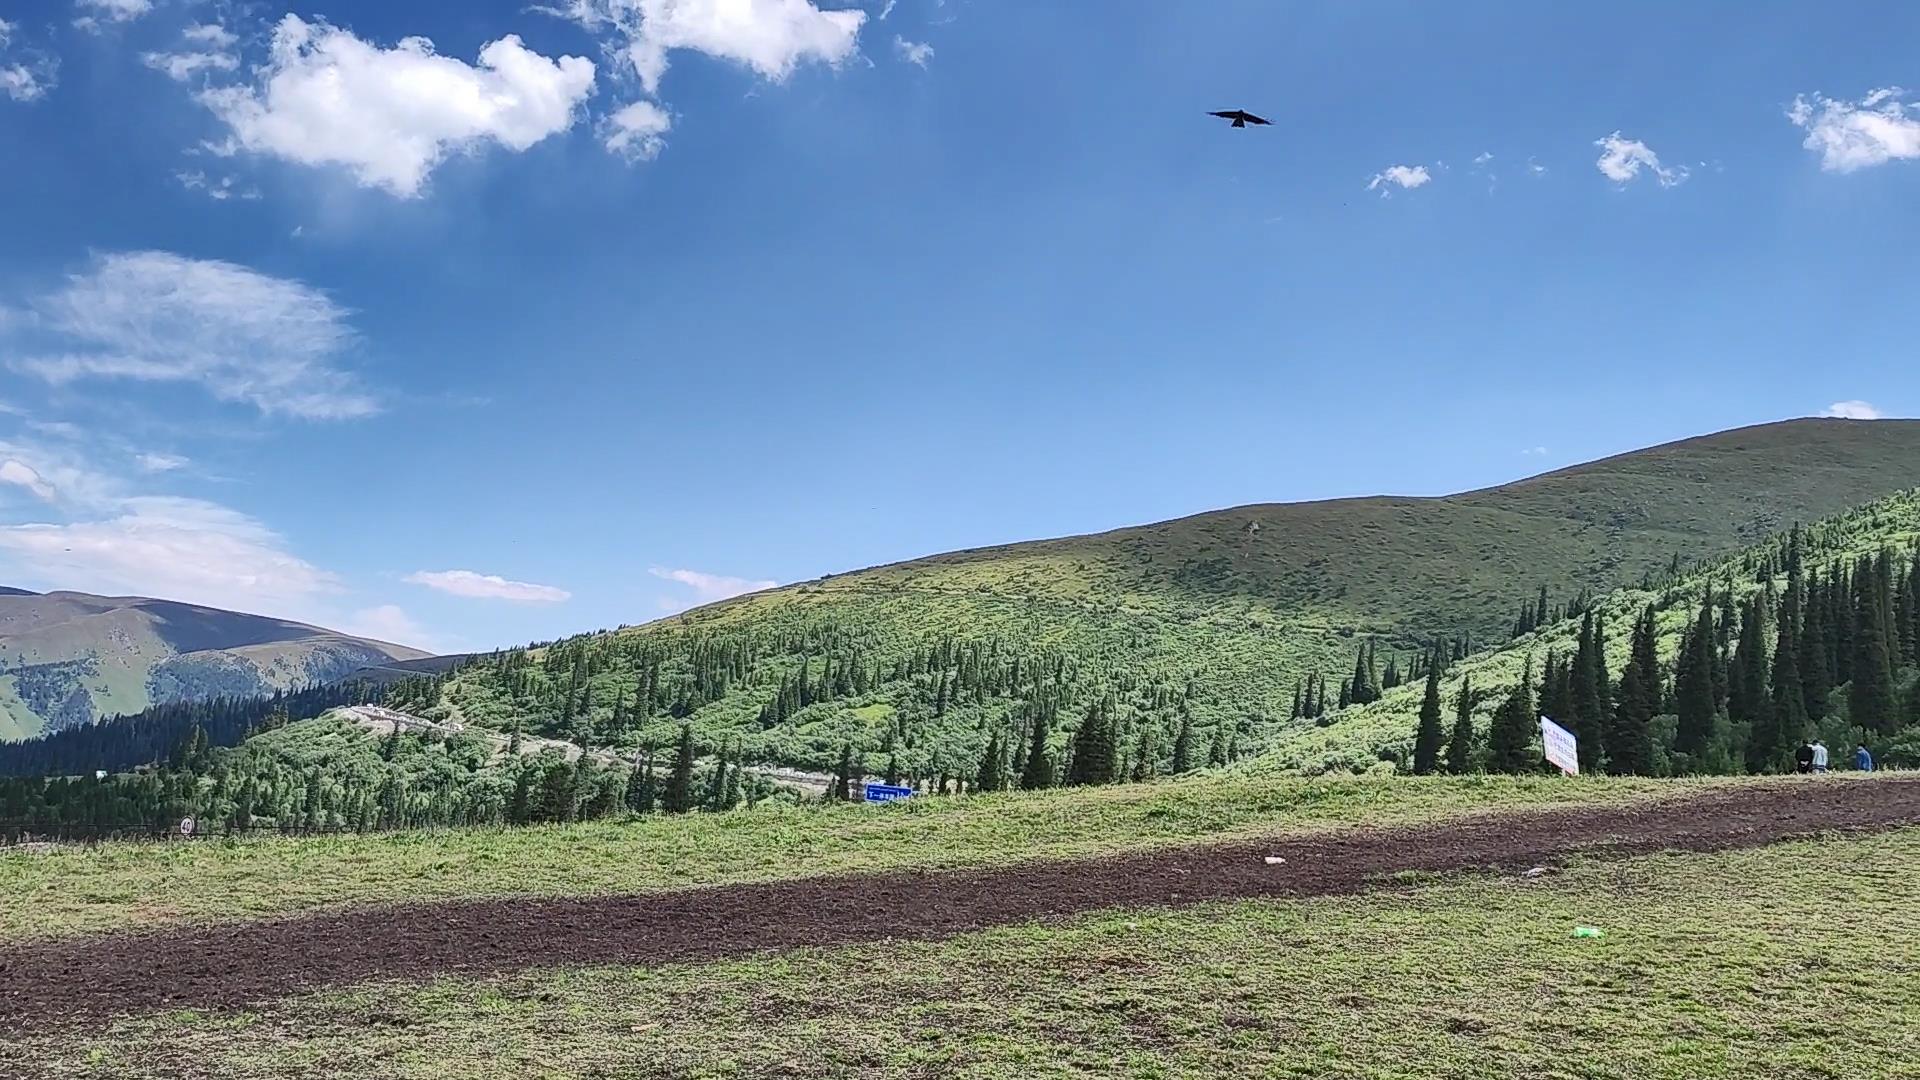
<box><xmin>1855</xmin><ymin>744</ymin><xmax>1874</xmax><ymax>772</ymax></box>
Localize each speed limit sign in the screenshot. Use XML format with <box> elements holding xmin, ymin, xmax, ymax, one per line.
<box><xmin>179</xmin><ymin>816</ymin><xmax>196</xmax><ymax>837</ymax></box>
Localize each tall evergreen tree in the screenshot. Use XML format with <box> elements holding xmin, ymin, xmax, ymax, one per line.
<box><xmin>1411</xmin><ymin>651</ymin><xmax>1445</xmax><ymax>775</ymax></box>
<box><xmin>1608</xmin><ymin>606</ymin><xmax>1658</xmax><ymax>776</ymax></box>
<box><xmin>661</xmin><ymin>724</ymin><xmax>696</xmax><ymax>814</ymax></box>
<box><xmin>1170</xmin><ymin>711</ymin><xmax>1195</xmax><ymax>774</ymax></box>
<box><xmin>1444</xmin><ymin>674</ymin><xmax>1475</xmax><ymax>774</ymax></box>
<box><xmin>1674</xmin><ymin>593</ymin><xmax>1719</xmax><ymax>760</ymax></box>
<box><xmin>1486</xmin><ymin>658</ymin><xmax>1536</xmax><ymax>774</ymax></box>
<box><xmin>1019</xmin><ymin>715</ymin><xmax>1054</xmax><ymax>790</ymax></box>
<box><xmin>1850</xmin><ymin>553</ymin><xmax>1898</xmax><ymax>733</ymax></box>
<box><xmin>1568</xmin><ymin>611</ymin><xmax>1609</xmax><ymax>771</ymax></box>
<box><xmin>976</xmin><ymin>733</ymin><xmax>1005</xmax><ymax>793</ymax></box>
<box><xmin>1729</xmin><ymin>592</ymin><xmax>1771</xmax><ymax>761</ymax></box>
<box><xmin>1799</xmin><ymin>566</ymin><xmax>1832</xmax><ymax>722</ymax></box>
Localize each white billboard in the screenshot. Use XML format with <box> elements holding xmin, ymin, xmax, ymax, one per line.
<box><xmin>1539</xmin><ymin>715</ymin><xmax>1579</xmax><ymax>776</ymax></box>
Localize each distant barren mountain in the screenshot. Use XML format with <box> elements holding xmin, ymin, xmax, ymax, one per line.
<box><xmin>0</xmin><ymin>591</ymin><xmax>427</xmax><ymax>741</ymax></box>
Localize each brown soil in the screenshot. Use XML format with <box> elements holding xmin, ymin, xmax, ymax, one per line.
<box><xmin>3</xmin><ymin>776</ymin><xmax>1917</xmax><ymax>1034</ymax></box>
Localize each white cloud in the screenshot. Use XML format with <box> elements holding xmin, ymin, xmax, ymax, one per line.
<box><xmin>0</xmin><ymin>459</ymin><xmax>57</xmax><ymax>501</ymax></box>
<box><xmin>1</xmin><ymin>21</ymin><xmax>57</xmax><ymax>103</ymax></box>
<box><xmin>1366</xmin><ymin>164</ymin><xmax>1431</xmax><ymax>195</ymax></box>
<box><xmin>0</xmin><ymin>64</ymin><xmax>52</xmax><ymax>103</ymax></box>
<box><xmin>13</xmin><ymin>251</ymin><xmax>376</xmax><ymax>419</ymax></box>
<box><xmin>1520</xmin><ymin>446</ymin><xmax>1548</xmax><ymax>457</ymax></box>
<box><xmin>602</xmin><ymin>99</ymin><xmax>672</xmax><ymax>161</ymax></box>
<box><xmin>183</xmin><ymin>23</ymin><xmax>238</xmax><ymax>48</ymax></box>
<box><xmin>175</xmin><ymin>170</ymin><xmax>260</xmax><ymax>200</ymax></box>
<box><xmin>340</xmin><ymin>604</ymin><xmax>437</xmax><ymax>650</ymax></box>
<box><xmin>405</xmin><ymin>569</ymin><xmax>572</xmax><ymax>603</ymax></box>
<box><xmin>0</xmin><ymin>496</ymin><xmax>337</xmax><ymax>613</ymax></box>
<box><xmin>1472</xmin><ymin>151</ymin><xmax>1492</xmax><ymax>166</ymax></box>
<box><xmin>1787</xmin><ymin>89</ymin><xmax>1920</xmax><ymax>174</ymax></box>
<box><xmin>144</xmin><ymin>47</ymin><xmax>239</xmax><ymax>82</ymax></box>
<box><xmin>879</xmin><ymin>0</ymin><xmax>897</xmax><ymax>18</ymax></box>
<box><xmin>893</xmin><ymin>36</ymin><xmax>932</xmax><ymax>67</ymax></box>
<box><xmin>74</xmin><ymin>0</ymin><xmax>153</xmax><ymax>26</ymax></box>
<box><xmin>555</xmin><ymin>0</ymin><xmax>866</xmax><ymax>96</ymax></box>
<box><xmin>135</xmin><ymin>452</ymin><xmax>188</xmax><ymax>473</ymax></box>
<box><xmin>1593</xmin><ymin>131</ymin><xmax>1687</xmax><ymax>187</ymax></box>
<box><xmin>1822</xmin><ymin>400</ymin><xmax>1884</xmax><ymax>420</ymax></box>
<box><xmin>1527</xmin><ymin>157</ymin><xmax>1547</xmax><ymax>176</ymax></box>
<box><xmin>197</xmin><ymin>15</ymin><xmax>596</xmax><ymax>198</ymax></box>
<box><xmin>650</xmin><ymin>566</ymin><xmax>777</xmax><ymax>608</ymax></box>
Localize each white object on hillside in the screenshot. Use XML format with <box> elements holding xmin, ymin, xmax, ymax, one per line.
<box><xmin>1539</xmin><ymin>715</ymin><xmax>1579</xmax><ymax>776</ymax></box>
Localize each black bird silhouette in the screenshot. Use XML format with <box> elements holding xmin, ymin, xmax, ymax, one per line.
<box><xmin>1209</xmin><ymin>109</ymin><xmax>1271</xmax><ymax>128</ymax></box>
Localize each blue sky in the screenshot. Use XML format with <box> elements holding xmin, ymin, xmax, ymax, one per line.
<box><xmin>1</xmin><ymin>0</ymin><xmax>1917</xmax><ymax>653</ymax></box>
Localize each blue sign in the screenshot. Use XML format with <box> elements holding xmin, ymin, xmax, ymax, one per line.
<box><xmin>863</xmin><ymin>783</ymin><xmax>914</xmax><ymax>803</ymax></box>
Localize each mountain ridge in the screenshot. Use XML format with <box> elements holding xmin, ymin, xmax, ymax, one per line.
<box><xmin>0</xmin><ymin>590</ymin><xmax>427</xmax><ymax>742</ymax></box>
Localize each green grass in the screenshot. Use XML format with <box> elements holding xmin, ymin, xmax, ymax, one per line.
<box><xmin>20</xmin><ymin>826</ymin><xmax>1918</xmax><ymax>1079</ymax></box>
<box><xmin>0</xmin><ymin>772</ymin><xmax>1713</xmax><ymax>941</ymax></box>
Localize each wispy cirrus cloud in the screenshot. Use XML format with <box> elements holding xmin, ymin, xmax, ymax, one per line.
<box><xmin>0</xmin><ymin>17</ymin><xmax>59</xmax><ymax>102</ymax></box>
<box><xmin>650</xmin><ymin>565</ymin><xmax>777</xmax><ymax>611</ymax></box>
<box><xmin>11</xmin><ymin>250</ymin><xmax>378</xmax><ymax>420</ymax></box>
<box><xmin>0</xmin><ymin>496</ymin><xmax>338</xmax><ymax>612</ymax></box>
<box><xmin>73</xmin><ymin>0</ymin><xmax>153</xmax><ymax>32</ymax></box>
<box><xmin>405</xmin><ymin>569</ymin><xmax>572</xmax><ymax>603</ymax></box>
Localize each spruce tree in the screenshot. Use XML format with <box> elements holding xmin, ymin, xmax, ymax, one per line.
<box><xmin>1411</xmin><ymin>652</ymin><xmax>1445</xmax><ymax>775</ymax></box>
<box><xmin>1729</xmin><ymin>593</ymin><xmax>1771</xmax><ymax>763</ymax></box>
<box><xmin>1608</xmin><ymin>606</ymin><xmax>1657</xmax><ymax>776</ymax></box>
<box><xmin>1850</xmin><ymin>554</ymin><xmax>1897</xmax><ymax>733</ymax></box>
<box><xmin>1019</xmin><ymin>715</ymin><xmax>1054</xmax><ymax>790</ymax></box>
<box><xmin>1485</xmin><ymin>659</ymin><xmax>1536</xmax><ymax>774</ymax></box>
<box><xmin>1568</xmin><ymin>612</ymin><xmax>1608</xmax><ymax>771</ymax></box>
<box><xmin>1766</xmin><ymin>575</ymin><xmax>1808</xmax><ymax>771</ymax></box>
<box><xmin>1444</xmin><ymin>674</ymin><xmax>1475</xmax><ymax>774</ymax></box>
<box><xmin>1170</xmin><ymin>711</ymin><xmax>1194</xmax><ymax>774</ymax></box>
<box><xmin>661</xmin><ymin>724</ymin><xmax>696</xmax><ymax>814</ymax></box>
<box><xmin>975</xmin><ymin>733</ymin><xmax>1005</xmax><ymax>793</ymax></box>
<box><xmin>1674</xmin><ymin>594</ymin><xmax>1719</xmax><ymax>760</ymax></box>
<box><xmin>1799</xmin><ymin>567</ymin><xmax>1832</xmax><ymax>722</ymax></box>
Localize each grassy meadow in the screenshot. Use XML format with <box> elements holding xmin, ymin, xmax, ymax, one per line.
<box><xmin>17</xmin><ymin>825</ymin><xmax>1917</xmax><ymax>1079</ymax></box>
<box><xmin>0</xmin><ymin>772</ymin><xmax>1705</xmax><ymax>941</ymax></box>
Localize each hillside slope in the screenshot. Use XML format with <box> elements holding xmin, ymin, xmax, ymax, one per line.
<box><xmin>0</xmin><ymin>591</ymin><xmax>426</xmax><ymax>742</ymax></box>
<box><xmin>420</xmin><ymin>419</ymin><xmax>1920</xmax><ymax>780</ymax></box>
<box><xmin>1271</xmin><ymin>487</ymin><xmax>1920</xmax><ymax>774</ymax></box>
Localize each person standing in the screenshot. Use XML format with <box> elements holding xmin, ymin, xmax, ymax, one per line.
<box><xmin>1812</xmin><ymin>740</ymin><xmax>1830</xmax><ymax>773</ymax></box>
<box><xmin>1856</xmin><ymin>744</ymin><xmax>1874</xmax><ymax>772</ymax></box>
<box><xmin>1795</xmin><ymin>741</ymin><xmax>1815</xmax><ymax>774</ymax></box>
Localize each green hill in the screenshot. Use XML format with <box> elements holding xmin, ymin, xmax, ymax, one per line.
<box><xmin>1279</xmin><ymin>488</ymin><xmax>1920</xmax><ymax>775</ymax></box>
<box><xmin>0</xmin><ymin>591</ymin><xmax>427</xmax><ymax>742</ymax></box>
<box><xmin>422</xmin><ymin>419</ymin><xmax>1920</xmax><ymax>779</ymax></box>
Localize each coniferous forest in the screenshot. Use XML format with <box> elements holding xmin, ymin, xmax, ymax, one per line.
<box><xmin>10</xmin><ymin>490</ymin><xmax>1920</xmax><ymax>834</ymax></box>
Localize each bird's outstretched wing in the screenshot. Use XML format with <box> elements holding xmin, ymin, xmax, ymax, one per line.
<box><xmin>1208</xmin><ymin>110</ymin><xmax>1242</xmax><ymax>120</ymax></box>
<box><xmin>1240</xmin><ymin>112</ymin><xmax>1272</xmax><ymax>126</ymax></box>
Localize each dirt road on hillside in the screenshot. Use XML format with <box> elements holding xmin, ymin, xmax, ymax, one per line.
<box><xmin>4</xmin><ymin>776</ymin><xmax>1919</xmax><ymax>1033</ymax></box>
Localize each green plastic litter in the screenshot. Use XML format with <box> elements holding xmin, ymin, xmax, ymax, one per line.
<box><xmin>1572</xmin><ymin>926</ymin><xmax>1605</xmax><ymax>939</ymax></box>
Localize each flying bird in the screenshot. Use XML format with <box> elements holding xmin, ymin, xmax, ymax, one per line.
<box><xmin>1209</xmin><ymin>109</ymin><xmax>1271</xmax><ymax>129</ymax></box>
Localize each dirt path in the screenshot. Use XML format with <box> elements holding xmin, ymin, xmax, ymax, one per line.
<box><xmin>3</xmin><ymin>776</ymin><xmax>1918</xmax><ymax>1033</ymax></box>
